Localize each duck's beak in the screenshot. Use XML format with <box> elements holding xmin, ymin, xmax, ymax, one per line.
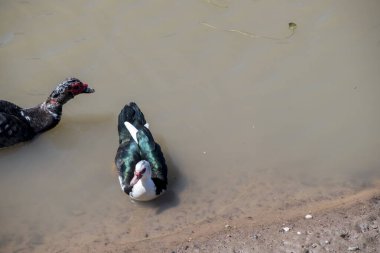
<box><xmin>130</xmin><ymin>173</ymin><xmax>143</xmax><ymax>186</ymax></box>
<box><xmin>83</xmin><ymin>84</ymin><xmax>95</xmax><ymax>93</ymax></box>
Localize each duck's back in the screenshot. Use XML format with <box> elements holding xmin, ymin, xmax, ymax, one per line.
<box><xmin>115</xmin><ymin>102</ymin><xmax>147</xmax><ymax>190</ymax></box>
<box><xmin>0</xmin><ymin>100</ymin><xmax>34</xmax><ymax>148</ymax></box>
<box><xmin>117</xmin><ymin>102</ymin><xmax>146</xmax><ymax>144</ymax></box>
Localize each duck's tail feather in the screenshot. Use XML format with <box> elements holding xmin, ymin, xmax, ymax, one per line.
<box><xmin>117</xmin><ymin>102</ymin><xmax>146</xmax><ymax>144</ymax></box>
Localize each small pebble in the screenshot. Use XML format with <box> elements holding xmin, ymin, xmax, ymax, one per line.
<box><xmin>305</xmin><ymin>214</ymin><xmax>313</xmax><ymax>219</ymax></box>
<box><xmin>357</xmin><ymin>223</ymin><xmax>369</xmax><ymax>232</ymax></box>
<box><xmin>340</xmin><ymin>231</ymin><xmax>349</xmax><ymax>239</ymax></box>
<box><xmin>225</xmin><ymin>224</ymin><xmax>231</xmax><ymax>229</ymax></box>
<box><xmin>297</xmin><ymin>231</ymin><xmax>302</xmax><ymax>235</ymax></box>
<box><xmin>311</xmin><ymin>243</ymin><xmax>318</xmax><ymax>248</ymax></box>
<box><xmin>348</xmin><ymin>246</ymin><xmax>360</xmax><ymax>251</ymax></box>
<box><xmin>251</xmin><ymin>234</ymin><xmax>259</xmax><ymax>239</ymax></box>
<box><xmin>281</xmin><ymin>227</ymin><xmax>290</xmax><ymax>232</ymax></box>
<box><xmin>325</xmin><ymin>240</ymin><xmax>330</xmax><ymax>244</ymax></box>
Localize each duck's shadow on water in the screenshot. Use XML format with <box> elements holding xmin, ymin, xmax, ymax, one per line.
<box><xmin>136</xmin><ymin>138</ymin><xmax>187</xmax><ymax>215</ymax></box>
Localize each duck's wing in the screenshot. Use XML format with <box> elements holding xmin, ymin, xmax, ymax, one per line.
<box><xmin>136</xmin><ymin>127</ymin><xmax>168</xmax><ymax>194</ymax></box>
<box><xmin>117</xmin><ymin>102</ymin><xmax>146</xmax><ymax>144</ymax></box>
<box><xmin>0</xmin><ymin>100</ymin><xmax>22</xmax><ymax>114</ymax></box>
<box><xmin>115</xmin><ymin>141</ymin><xmax>141</xmax><ymax>193</ymax></box>
<box><xmin>0</xmin><ymin>101</ymin><xmax>34</xmax><ymax>148</ymax></box>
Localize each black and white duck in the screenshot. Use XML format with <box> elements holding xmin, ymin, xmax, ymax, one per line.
<box><xmin>115</xmin><ymin>102</ymin><xmax>168</xmax><ymax>201</ymax></box>
<box><xmin>0</xmin><ymin>78</ymin><xmax>95</xmax><ymax>148</ymax></box>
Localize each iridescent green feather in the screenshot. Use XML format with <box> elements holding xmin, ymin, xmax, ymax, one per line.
<box><xmin>137</xmin><ymin>128</ymin><xmax>168</xmax><ymax>184</ymax></box>
<box><xmin>115</xmin><ymin>141</ymin><xmax>141</xmax><ymax>184</ymax></box>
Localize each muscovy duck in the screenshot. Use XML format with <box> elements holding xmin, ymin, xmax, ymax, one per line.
<box><xmin>115</xmin><ymin>102</ymin><xmax>168</xmax><ymax>201</ymax></box>
<box><xmin>0</xmin><ymin>78</ymin><xmax>95</xmax><ymax>148</ymax></box>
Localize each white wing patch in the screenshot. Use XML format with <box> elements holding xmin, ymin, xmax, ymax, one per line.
<box><xmin>118</xmin><ymin>176</ymin><xmax>125</xmax><ymax>191</ymax></box>
<box><xmin>144</xmin><ymin>123</ymin><xmax>149</xmax><ymax>129</ymax></box>
<box><xmin>124</xmin><ymin>121</ymin><xmax>138</xmax><ymax>143</ymax></box>
<box><xmin>20</xmin><ymin>111</ymin><xmax>31</xmax><ymax>122</ymax></box>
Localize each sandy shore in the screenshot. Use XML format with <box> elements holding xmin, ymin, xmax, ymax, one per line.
<box><xmin>103</xmin><ymin>185</ymin><xmax>380</xmax><ymax>253</ymax></box>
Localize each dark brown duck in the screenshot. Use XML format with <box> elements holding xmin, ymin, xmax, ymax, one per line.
<box><xmin>0</xmin><ymin>78</ymin><xmax>94</xmax><ymax>148</ymax></box>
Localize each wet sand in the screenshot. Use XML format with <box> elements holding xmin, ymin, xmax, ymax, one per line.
<box><xmin>1</xmin><ymin>0</ymin><xmax>380</xmax><ymax>252</ymax></box>
<box><xmin>167</xmin><ymin>186</ymin><xmax>380</xmax><ymax>253</ymax></box>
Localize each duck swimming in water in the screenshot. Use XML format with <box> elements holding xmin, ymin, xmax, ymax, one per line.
<box><xmin>0</xmin><ymin>78</ymin><xmax>95</xmax><ymax>148</ymax></box>
<box><xmin>115</xmin><ymin>102</ymin><xmax>168</xmax><ymax>201</ymax></box>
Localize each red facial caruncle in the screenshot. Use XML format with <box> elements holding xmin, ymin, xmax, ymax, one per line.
<box><xmin>69</xmin><ymin>82</ymin><xmax>89</xmax><ymax>95</ymax></box>
<box><xmin>135</xmin><ymin>168</ymin><xmax>146</xmax><ymax>179</ymax></box>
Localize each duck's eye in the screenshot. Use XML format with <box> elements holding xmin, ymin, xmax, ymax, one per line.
<box><xmin>141</xmin><ymin>168</ymin><xmax>146</xmax><ymax>174</ymax></box>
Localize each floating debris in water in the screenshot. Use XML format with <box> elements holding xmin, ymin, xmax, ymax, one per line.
<box><xmin>203</xmin><ymin>0</ymin><xmax>228</xmax><ymax>8</ymax></box>
<box><xmin>288</xmin><ymin>22</ymin><xmax>297</xmax><ymax>30</ymax></box>
<box><xmin>201</xmin><ymin>22</ymin><xmax>218</xmax><ymax>29</ymax></box>
<box><xmin>201</xmin><ymin>21</ymin><xmax>298</xmax><ymax>40</ymax></box>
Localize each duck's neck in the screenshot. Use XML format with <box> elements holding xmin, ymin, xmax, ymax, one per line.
<box><xmin>22</xmin><ymin>98</ymin><xmax>63</xmax><ymax>134</ymax></box>
<box><xmin>136</xmin><ymin>174</ymin><xmax>155</xmax><ymax>188</ymax></box>
<box><xmin>43</xmin><ymin>98</ymin><xmax>63</xmax><ymax>120</ymax></box>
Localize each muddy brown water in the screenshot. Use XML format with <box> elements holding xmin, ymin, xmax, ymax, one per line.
<box><xmin>1</xmin><ymin>0</ymin><xmax>380</xmax><ymax>252</ymax></box>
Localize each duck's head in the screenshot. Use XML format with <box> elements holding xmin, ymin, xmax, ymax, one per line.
<box><xmin>130</xmin><ymin>160</ymin><xmax>152</xmax><ymax>186</ymax></box>
<box><xmin>48</xmin><ymin>78</ymin><xmax>95</xmax><ymax>104</ymax></box>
